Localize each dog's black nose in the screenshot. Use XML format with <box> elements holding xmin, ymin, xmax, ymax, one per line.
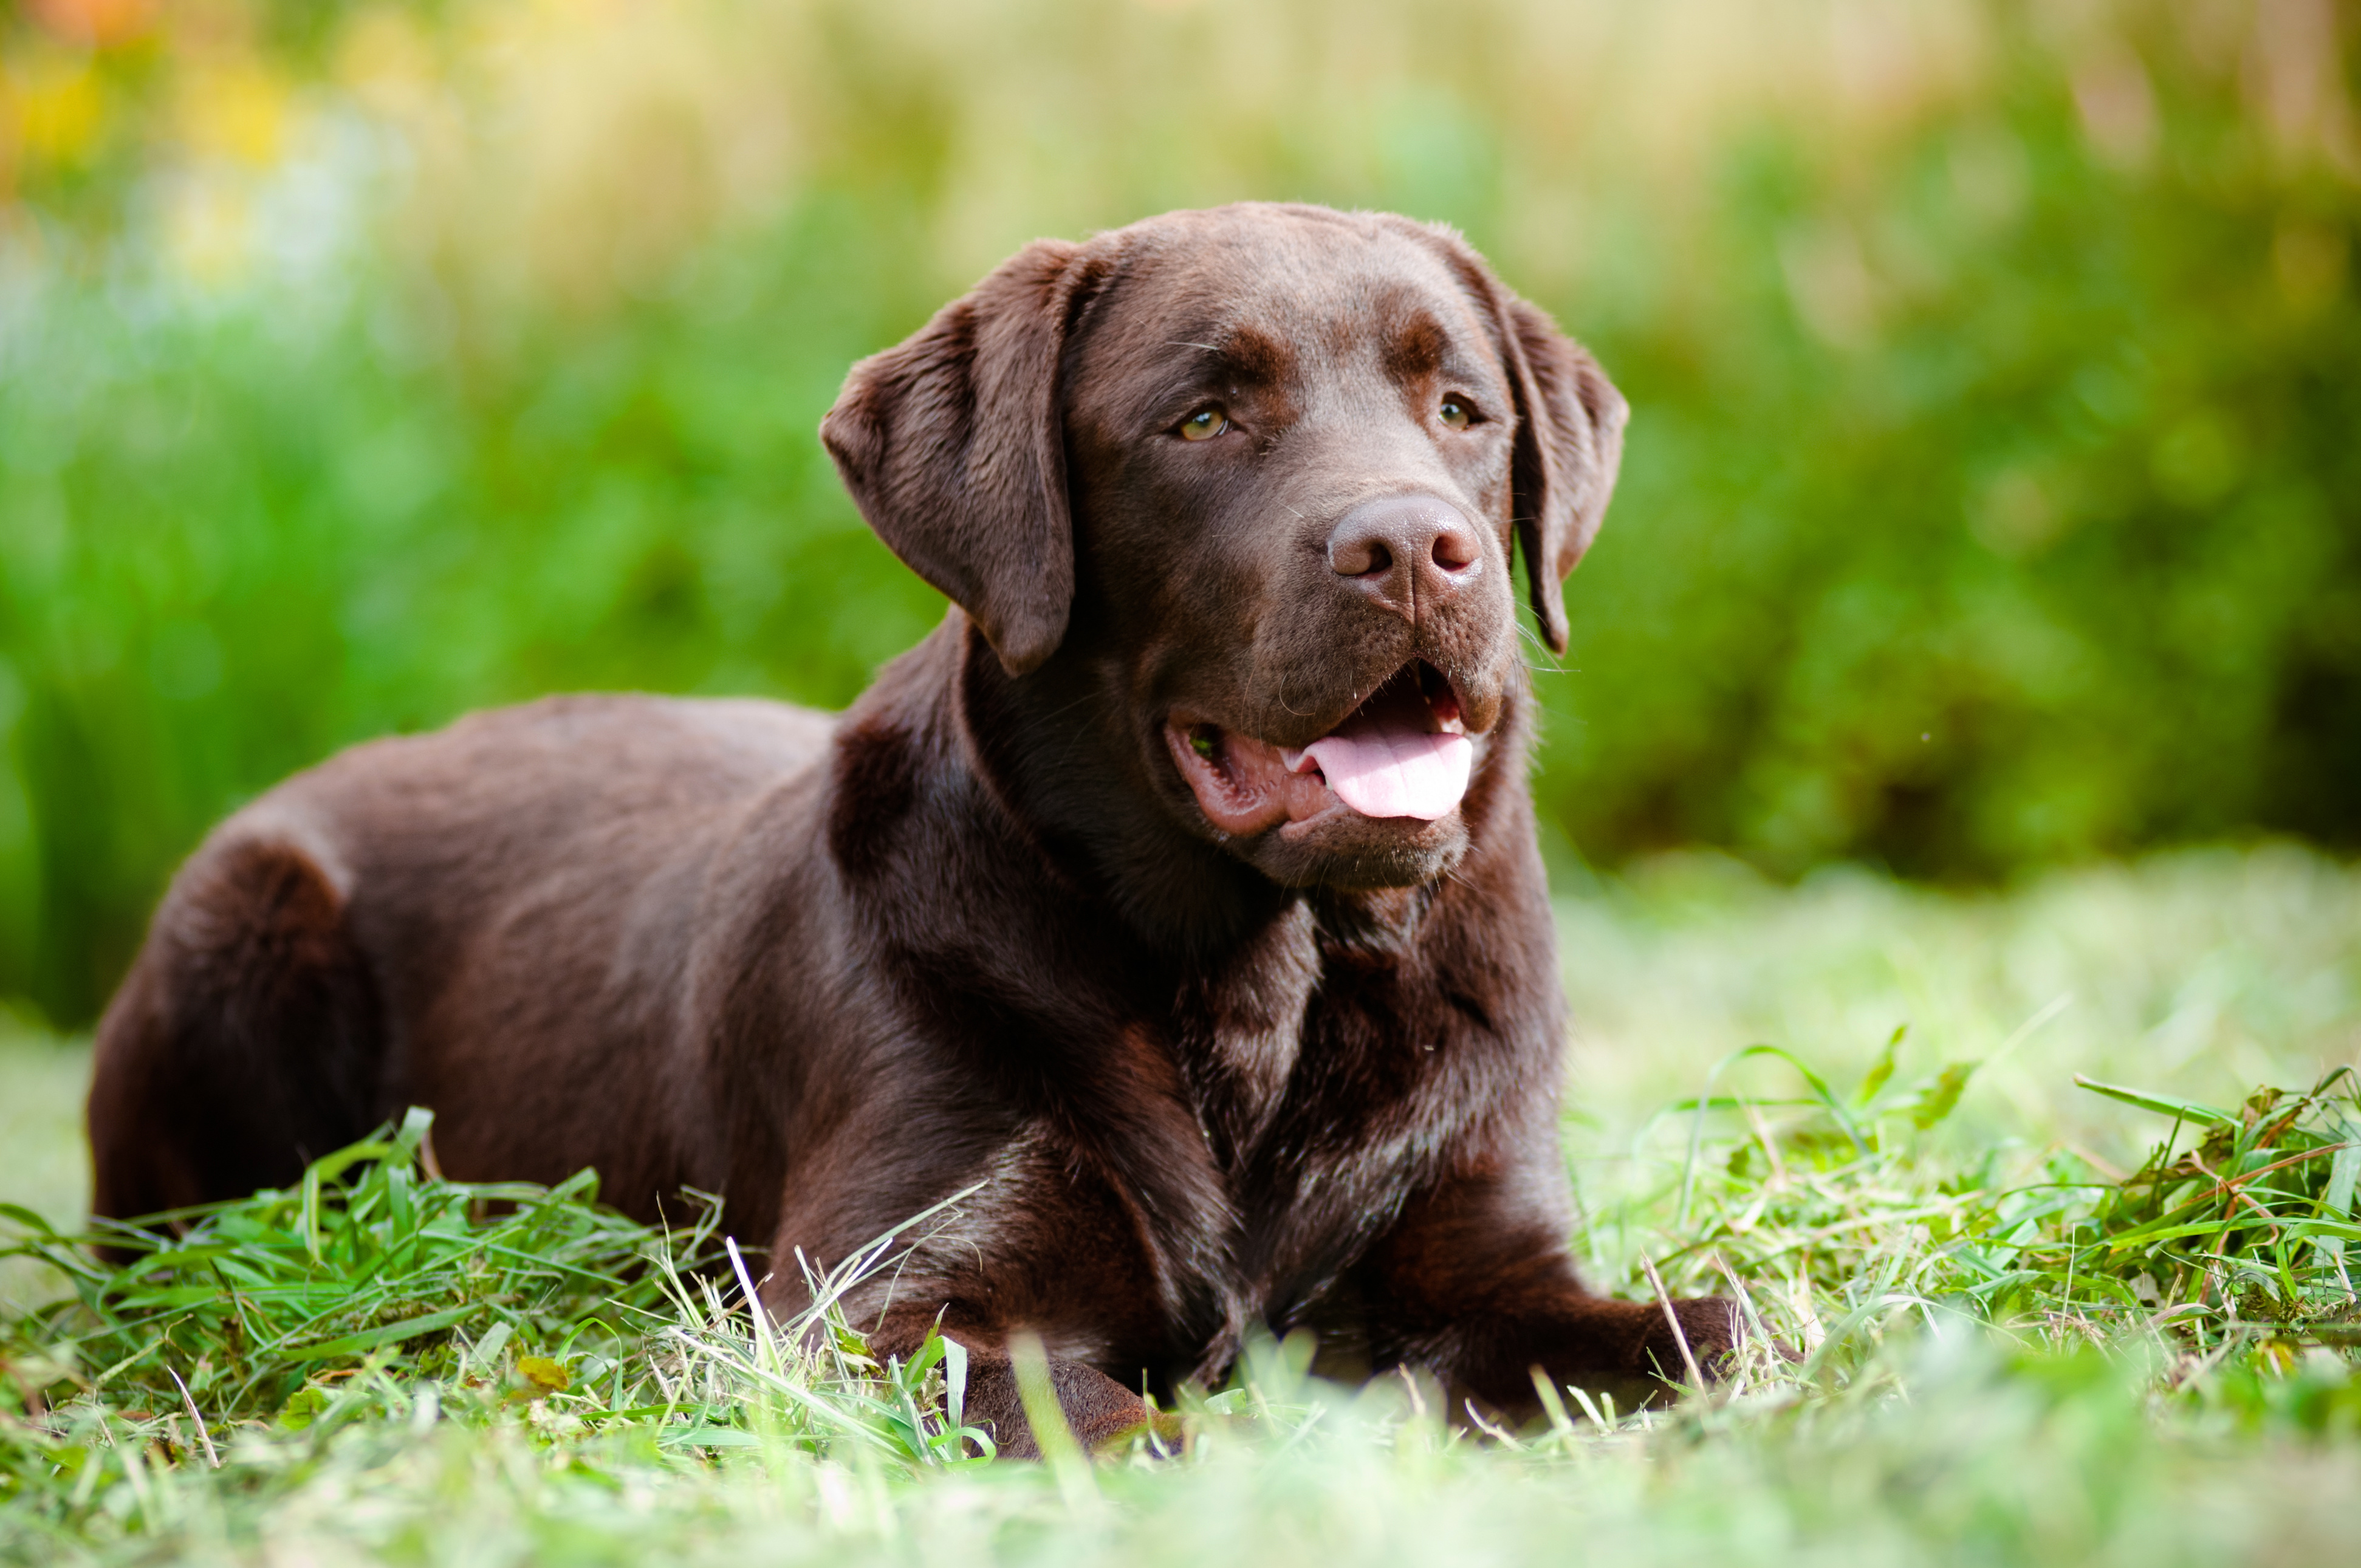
<box><xmin>1326</xmin><ymin>494</ymin><xmax>1482</xmax><ymax>617</ymax></box>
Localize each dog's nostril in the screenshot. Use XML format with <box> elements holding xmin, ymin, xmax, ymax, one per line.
<box><xmin>1330</xmin><ymin>536</ymin><xmax>1393</xmax><ymax>577</ymax></box>
<box><xmin>1431</xmin><ymin>527</ymin><xmax>1478</xmax><ymax>573</ymax></box>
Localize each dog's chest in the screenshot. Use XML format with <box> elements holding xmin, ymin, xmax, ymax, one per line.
<box><xmin>1173</xmin><ymin>900</ymin><xmax>1321</xmax><ymax>1168</ymax></box>
<box><xmin>1162</xmin><ymin>898</ymin><xmax>1475</xmax><ymax>1310</ymax></box>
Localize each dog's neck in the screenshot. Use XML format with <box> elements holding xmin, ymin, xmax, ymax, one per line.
<box><xmin>950</xmin><ymin>618</ymin><xmax>1290</xmax><ymax>958</ymax></box>
<box><xmin>949</xmin><ymin>615</ymin><xmax>1455</xmax><ymax>1177</ymax></box>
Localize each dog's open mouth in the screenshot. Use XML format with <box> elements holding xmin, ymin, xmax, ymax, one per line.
<box><xmin>1164</xmin><ymin>662</ymin><xmax>1475</xmax><ymax>836</ymax></box>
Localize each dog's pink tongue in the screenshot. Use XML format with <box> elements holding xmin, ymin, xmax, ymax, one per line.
<box><xmin>1284</xmin><ymin>717</ymin><xmax>1473</xmax><ymax>821</ymax></box>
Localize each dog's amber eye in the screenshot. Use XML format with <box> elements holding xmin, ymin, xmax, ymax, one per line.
<box><xmin>1179</xmin><ymin>407</ymin><xmax>1228</xmax><ymax>441</ymax></box>
<box><xmin>1438</xmin><ymin>397</ymin><xmax>1472</xmax><ymax>430</ymax></box>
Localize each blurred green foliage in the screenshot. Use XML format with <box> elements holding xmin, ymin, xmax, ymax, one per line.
<box><xmin>1</xmin><ymin>0</ymin><xmax>2356</xmax><ymax>1024</ymax></box>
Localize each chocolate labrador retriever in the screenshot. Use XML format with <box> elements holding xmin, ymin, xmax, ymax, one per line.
<box><xmin>87</xmin><ymin>202</ymin><xmax>1738</xmax><ymax>1451</ymax></box>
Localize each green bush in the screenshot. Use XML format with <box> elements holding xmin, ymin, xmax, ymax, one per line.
<box><xmin>1</xmin><ymin>1</ymin><xmax>2354</xmax><ymax>1022</ymax></box>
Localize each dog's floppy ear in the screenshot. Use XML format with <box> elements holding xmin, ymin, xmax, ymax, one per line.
<box><xmin>821</xmin><ymin>239</ymin><xmax>1102</xmax><ymax>676</ymax></box>
<box><xmin>1494</xmin><ymin>295</ymin><xmax>1628</xmax><ymax>656</ymax></box>
<box><xmin>1396</xmin><ymin>219</ymin><xmax>1628</xmax><ymax>656</ymax></box>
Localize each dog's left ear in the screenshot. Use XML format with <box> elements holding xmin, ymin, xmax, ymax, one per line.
<box><xmin>1493</xmin><ymin>295</ymin><xmax>1628</xmax><ymax>656</ymax></box>
<box><xmin>821</xmin><ymin>239</ymin><xmax>1105</xmax><ymax>676</ymax></box>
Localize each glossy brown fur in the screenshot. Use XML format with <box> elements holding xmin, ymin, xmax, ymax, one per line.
<box><xmin>88</xmin><ymin>205</ymin><xmax>1738</xmax><ymax>1456</ymax></box>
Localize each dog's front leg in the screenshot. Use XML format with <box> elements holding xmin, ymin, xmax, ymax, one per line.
<box><xmin>864</xmin><ymin>1312</ymin><xmax>1162</xmax><ymax>1460</ymax></box>
<box><xmin>1355</xmin><ymin>1169</ymin><xmax>1742</xmax><ymax>1424</ymax></box>
<box><xmin>953</xmin><ymin>1347</ymin><xmax>1159</xmax><ymax>1460</ymax></box>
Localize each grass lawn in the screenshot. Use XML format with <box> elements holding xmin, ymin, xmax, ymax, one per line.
<box><xmin>2</xmin><ymin>844</ymin><xmax>2357</xmax><ymax>1566</ymax></box>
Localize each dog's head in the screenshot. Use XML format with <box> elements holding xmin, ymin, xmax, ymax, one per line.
<box><xmin>823</xmin><ymin>204</ymin><xmax>1625</xmax><ymax>892</ymax></box>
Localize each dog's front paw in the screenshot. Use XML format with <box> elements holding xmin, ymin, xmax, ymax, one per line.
<box><xmin>1639</xmin><ymin>1292</ymin><xmax>1744</xmax><ymax>1384</ymax></box>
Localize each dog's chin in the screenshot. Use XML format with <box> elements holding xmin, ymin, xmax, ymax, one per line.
<box><xmin>1243</xmin><ymin>808</ymin><xmax>1470</xmax><ymax>891</ymax></box>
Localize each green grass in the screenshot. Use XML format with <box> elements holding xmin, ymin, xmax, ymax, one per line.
<box><xmin>2</xmin><ymin>846</ymin><xmax>2357</xmax><ymax>1566</ymax></box>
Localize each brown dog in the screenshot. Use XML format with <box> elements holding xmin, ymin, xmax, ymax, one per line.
<box><xmin>87</xmin><ymin>203</ymin><xmax>1738</xmax><ymax>1451</ymax></box>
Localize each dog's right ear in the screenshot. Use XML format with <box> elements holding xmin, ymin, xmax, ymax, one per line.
<box><xmin>821</xmin><ymin>240</ymin><xmax>1103</xmax><ymax>677</ymax></box>
<box><xmin>1495</xmin><ymin>297</ymin><xmax>1628</xmax><ymax>658</ymax></box>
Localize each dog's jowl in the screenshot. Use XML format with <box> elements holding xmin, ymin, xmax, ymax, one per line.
<box><xmin>87</xmin><ymin>203</ymin><xmax>1739</xmax><ymax>1454</ymax></box>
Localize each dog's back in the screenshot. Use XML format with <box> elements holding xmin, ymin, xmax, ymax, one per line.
<box><xmin>87</xmin><ymin>693</ymin><xmax>833</xmax><ymax>1222</ymax></box>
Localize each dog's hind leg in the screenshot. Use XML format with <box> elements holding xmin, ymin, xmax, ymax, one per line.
<box><xmin>87</xmin><ymin>834</ymin><xmax>386</xmax><ymax>1224</ymax></box>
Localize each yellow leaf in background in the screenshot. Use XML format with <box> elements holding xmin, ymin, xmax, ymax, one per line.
<box><xmin>516</xmin><ymin>1355</ymin><xmax>569</xmax><ymax>1395</ymax></box>
<box><xmin>179</xmin><ymin>58</ymin><xmax>290</xmax><ymax>168</ymax></box>
<box><xmin>9</xmin><ymin>57</ymin><xmax>106</xmax><ymax>168</ymax></box>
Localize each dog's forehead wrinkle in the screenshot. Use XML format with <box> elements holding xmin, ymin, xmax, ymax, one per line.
<box><xmin>1215</xmin><ymin>324</ymin><xmax>1298</xmax><ymax>383</ymax></box>
<box><xmin>1133</xmin><ymin>234</ymin><xmax>1476</xmax><ymax>357</ymax></box>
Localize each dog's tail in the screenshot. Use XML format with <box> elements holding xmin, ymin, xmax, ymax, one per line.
<box><xmin>87</xmin><ymin>833</ymin><xmax>385</xmax><ymax>1227</ymax></box>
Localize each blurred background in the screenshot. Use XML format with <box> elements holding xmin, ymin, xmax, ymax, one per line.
<box><xmin>0</xmin><ymin>0</ymin><xmax>2354</xmax><ymax>1091</ymax></box>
